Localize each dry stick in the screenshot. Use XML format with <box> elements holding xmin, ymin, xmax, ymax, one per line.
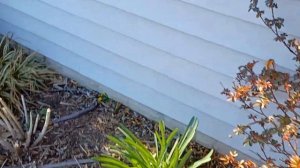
<box><xmin>53</xmin><ymin>102</ymin><xmax>98</xmax><ymax>123</ymax></box>
<box><xmin>25</xmin><ymin>112</ymin><xmax>33</xmax><ymax>148</ymax></box>
<box><xmin>21</xmin><ymin>95</ymin><xmax>28</xmax><ymax>125</ymax></box>
<box><xmin>73</xmin><ymin>157</ymin><xmax>82</xmax><ymax>168</ymax></box>
<box><xmin>0</xmin><ymin>159</ymin><xmax>7</xmax><ymax>168</ymax></box>
<box><xmin>33</xmin><ymin>114</ymin><xmax>40</xmax><ymax>134</ymax></box>
<box><xmin>32</xmin><ymin>108</ymin><xmax>51</xmax><ymax>147</ymax></box>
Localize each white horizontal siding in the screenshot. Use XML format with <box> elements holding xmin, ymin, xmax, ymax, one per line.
<box><xmin>0</xmin><ymin>0</ymin><xmax>297</xmax><ymax>160</ymax></box>
<box><xmin>0</xmin><ymin>2</ymin><xmax>251</xmax><ymax>127</ymax></box>
<box><xmin>42</xmin><ymin>0</ymin><xmax>269</xmax><ymax>78</ymax></box>
<box><xmin>95</xmin><ymin>0</ymin><xmax>296</xmax><ymax>70</ymax></box>
<box><xmin>181</xmin><ymin>0</ymin><xmax>300</xmax><ymax>37</ymax></box>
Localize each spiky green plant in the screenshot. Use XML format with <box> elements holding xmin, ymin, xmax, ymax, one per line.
<box><xmin>0</xmin><ymin>35</ymin><xmax>54</xmax><ymax>111</ymax></box>
<box><xmin>94</xmin><ymin>117</ymin><xmax>213</xmax><ymax>168</ymax></box>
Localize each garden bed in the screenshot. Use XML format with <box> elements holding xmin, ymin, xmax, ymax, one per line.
<box><xmin>0</xmin><ymin>74</ymin><xmax>225</xmax><ymax>167</ymax></box>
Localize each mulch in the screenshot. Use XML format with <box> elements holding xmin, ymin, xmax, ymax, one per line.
<box><xmin>0</xmin><ymin>75</ymin><xmax>226</xmax><ymax>168</ymax></box>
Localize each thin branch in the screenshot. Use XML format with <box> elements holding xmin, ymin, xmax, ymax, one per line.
<box><xmin>288</xmin><ymin>140</ymin><xmax>298</xmax><ymax>155</ymax></box>
<box><xmin>258</xmin><ymin>15</ymin><xmax>296</xmax><ymax>56</ymax></box>
<box><xmin>73</xmin><ymin>156</ymin><xmax>82</xmax><ymax>168</ymax></box>
<box><xmin>1</xmin><ymin>159</ymin><xmax>7</xmax><ymax>168</ymax></box>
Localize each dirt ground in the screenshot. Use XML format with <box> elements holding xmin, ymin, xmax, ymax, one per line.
<box><xmin>0</xmin><ymin>75</ymin><xmax>225</xmax><ymax>168</ymax></box>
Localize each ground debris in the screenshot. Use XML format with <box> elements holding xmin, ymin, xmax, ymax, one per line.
<box><xmin>1</xmin><ymin>75</ymin><xmax>224</xmax><ymax>167</ymax></box>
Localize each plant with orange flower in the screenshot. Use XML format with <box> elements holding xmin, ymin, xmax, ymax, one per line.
<box><xmin>221</xmin><ymin>0</ymin><xmax>300</xmax><ymax>167</ymax></box>
<box><xmin>219</xmin><ymin>151</ymin><xmax>257</xmax><ymax>168</ymax></box>
<box><xmin>289</xmin><ymin>155</ymin><xmax>300</xmax><ymax>168</ymax></box>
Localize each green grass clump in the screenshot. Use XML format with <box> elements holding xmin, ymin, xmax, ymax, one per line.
<box><xmin>0</xmin><ymin>35</ymin><xmax>54</xmax><ymax>111</ymax></box>
<box><xmin>94</xmin><ymin>117</ymin><xmax>213</xmax><ymax>168</ymax></box>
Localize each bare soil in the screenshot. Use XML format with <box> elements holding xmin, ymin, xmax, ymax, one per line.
<box><xmin>0</xmin><ymin>75</ymin><xmax>225</xmax><ymax>168</ymax></box>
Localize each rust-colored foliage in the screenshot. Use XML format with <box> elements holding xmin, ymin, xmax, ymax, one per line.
<box><xmin>219</xmin><ymin>151</ymin><xmax>257</xmax><ymax>168</ymax></box>
<box><xmin>220</xmin><ymin>0</ymin><xmax>300</xmax><ymax>167</ymax></box>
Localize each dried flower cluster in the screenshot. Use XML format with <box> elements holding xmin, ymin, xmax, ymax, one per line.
<box><xmin>219</xmin><ymin>151</ymin><xmax>257</xmax><ymax>168</ymax></box>
<box><xmin>220</xmin><ymin>0</ymin><xmax>300</xmax><ymax>167</ymax></box>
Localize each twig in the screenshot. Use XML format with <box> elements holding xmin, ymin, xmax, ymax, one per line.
<box><xmin>33</xmin><ymin>114</ymin><xmax>40</xmax><ymax>134</ymax></box>
<box><xmin>21</xmin><ymin>95</ymin><xmax>28</xmax><ymax>125</ymax></box>
<box><xmin>79</xmin><ymin>144</ymin><xmax>89</xmax><ymax>156</ymax></box>
<box><xmin>18</xmin><ymin>158</ymin><xmax>26</xmax><ymax>168</ymax></box>
<box><xmin>1</xmin><ymin>159</ymin><xmax>7</xmax><ymax>168</ymax></box>
<box><xmin>59</xmin><ymin>102</ymin><xmax>74</xmax><ymax>106</ymax></box>
<box><xmin>29</xmin><ymin>144</ymin><xmax>54</xmax><ymax>150</ymax></box>
<box><xmin>32</xmin><ymin>108</ymin><xmax>51</xmax><ymax>147</ymax></box>
<box><xmin>73</xmin><ymin>156</ymin><xmax>82</xmax><ymax>168</ymax></box>
<box><xmin>258</xmin><ymin>11</ymin><xmax>297</xmax><ymax>56</ymax></box>
<box><xmin>53</xmin><ymin>102</ymin><xmax>98</xmax><ymax>123</ymax></box>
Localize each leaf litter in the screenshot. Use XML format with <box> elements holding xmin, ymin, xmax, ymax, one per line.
<box><xmin>0</xmin><ymin>75</ymin><xmax>224</xmax><ymax>168</ymax></box>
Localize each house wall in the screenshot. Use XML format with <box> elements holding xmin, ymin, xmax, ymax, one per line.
<box><xmin>0</xmin><ymin>0</ymin><xmax>299</xmax><ymax>159</ymax></box>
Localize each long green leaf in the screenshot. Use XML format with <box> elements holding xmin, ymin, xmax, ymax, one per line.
<box><xmin>168</xmin><ymin>147</ymin><xmax>179</xmax><ymax>168</ymax></box>
<box><xmin>124</xmin><ymin>138</ymin><xmax>156</xmax><ymax>166</ymax></box>
<box><xmin>159</xmin><ymin>121</ymin><xmax>166</xmax><ymax>158</ymax></box>
<box><xmin>166</xmin><ymin>128</ymin><xmax>179</xmax><ymax>146</ymax></box>
<box><xmin>154</xmin><ymin>133</ymin><xmax>159</xmax><ymax>160</ymax></box>
<box><xmin>188</xmin><ymin>149</ymin><xmax>213</xmax><ymax>168</ymax></box>
<box><xmin>166</xmin><ymin>138</ymin><xmax>179</xmax><ymax>163</ymax></box>
<box><xmin>119</xmin><ymin>126</ymin><xmax>157</xmax><ymax>165</ymax></box>
<box><xmin>178</xmin><ymin>117</ymin><xmax>198</xmax><ymax>157</ymax></box>
<box><xmin>93</xmin><ymin>155</ymin><xmax>130</xmax><ymax>168</ymax></box>
<box><xmin>178</xmin><ymin>149</ymin><xmax>192</xmax><ymax>168</ymax></box>
<box><xmin>107</xmin><ymin>136</ymin><xmax>147</xmax><ymax>167</ymax></box>
<box><xmin>118</xmin><ymin>125</ymin><xmax>146</xmax><ymax>149</ymax></box>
